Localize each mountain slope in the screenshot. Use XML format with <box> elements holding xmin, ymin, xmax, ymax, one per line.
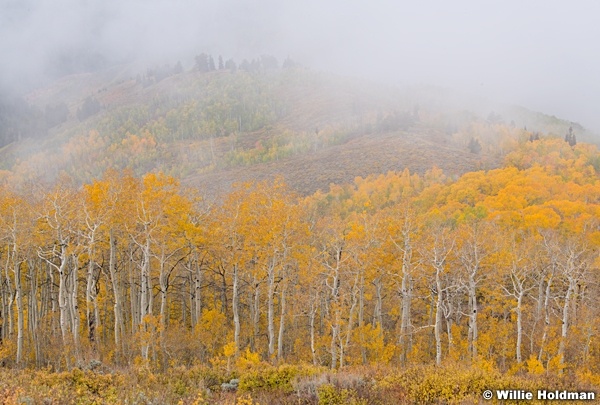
<box><xmin>0</xmin><ymin>63</ymin><xmax>589</xmax><ymax>194</ymax></box>
<box><xmin>187</xmin><ymin>124</ymin><xmax>491</xmax><ymax>195</ymax></box>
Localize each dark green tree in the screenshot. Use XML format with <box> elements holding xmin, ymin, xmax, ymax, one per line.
<box><xmin>195</xmin><ymin>53</ymin><xmax>210</xmax><ymax>72</ymax></box>
<box><xmin>76</xmin><ymin>96</ymin><xmax>101</xmax><ymax>121</ymax></box>
<box><xmin>468</xmin><ymin>137</ymin><xmax>482</xmax><ymax>154</ymax></box>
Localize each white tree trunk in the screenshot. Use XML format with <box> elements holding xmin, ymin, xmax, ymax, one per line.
<box><xmin>277</xmin><ymin>284</ymin><xmax>287</xmax><ymax>362</ymax></box>
<box><xmin>309</xmin><ymin>297</ymin><xmax>318</xmax><ymax>365</ymax></box>
<box><xmin>108</xmin><ymin>231</ymin><xmax>124</xmax><ymax>358</ymax></box>
<box><xmin>434</xmin><ymin>267</ymin><xmax>443</xmax><ymax>366</ymax></box>
<box><xmin>232</xmin><ymin>264</ymin><xmax>240</xmax><ymax>356</ymax></box>
<box><xmin>267</xmin><ymin>261</ymin><xmax>276</xmax><ymax>359</ymax></box>
<box><xmin>14</xmin><ymin>259</ymin><xmax>23</xmax><ymax>366</ymax></box>
<box><xmin>140</xmin><ymin>239</ymin><xmax>151</xmax><ymax>360</ymax></box>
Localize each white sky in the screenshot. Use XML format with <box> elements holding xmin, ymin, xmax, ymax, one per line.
<box><xmin>1</xmin><ymin>0</ymin><xmax>599</xmax><ymax>131</ymax></box>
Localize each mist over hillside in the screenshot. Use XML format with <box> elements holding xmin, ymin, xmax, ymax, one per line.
<box><xmin>0</xmin><ymin>59</ymin><xmax>590</xmax><ymax>195</ymax></box>
<box><xmin>2</xmin><ymin>1</ymin><xmax>599</xmax><ymax>189</ymax></box>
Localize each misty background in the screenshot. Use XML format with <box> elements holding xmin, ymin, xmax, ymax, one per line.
<box><xmin>1</xmin><ymin>0</ymin><xmax>599</xmax><ymax>132</ymax></box>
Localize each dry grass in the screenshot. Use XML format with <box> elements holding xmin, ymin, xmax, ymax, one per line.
<box><xmin>186</xmin><ymin>127</ymin><xmax>497</xmax><ymax>196</ymax></box>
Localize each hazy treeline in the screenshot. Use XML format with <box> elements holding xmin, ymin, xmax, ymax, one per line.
<box><xmin>0</xmin><ymin>53</ymin><xmax>295</xmax><ymax>152</ymax></box>
<box><xmin>0</xmin><ymin>96</ymin><xmax>66</xmax><ymax>148</ymax></box>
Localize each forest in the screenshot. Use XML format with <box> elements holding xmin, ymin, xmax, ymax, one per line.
<box><xmin>1</xmin><ymin>135</ymin><xmax>599</xmax><ymax>403</ymax></box>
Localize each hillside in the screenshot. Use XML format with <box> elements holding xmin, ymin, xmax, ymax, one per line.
<box><xmin>0</xmin><ymin>62</ymin><xmax>589</xmax><ymax>193</ymax></box>
<box><xmin>187</xmin><ymin>124</ymin><xmax>489</xmax><ymax>195</ymax></box>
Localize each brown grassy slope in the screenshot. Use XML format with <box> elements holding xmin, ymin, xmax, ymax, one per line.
<box><xmin>185</xmin><ymin>126</ymin><xmax>497</xmax><ymax>196</ymax></box>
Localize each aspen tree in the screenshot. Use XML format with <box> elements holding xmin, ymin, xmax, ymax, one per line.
<box><xmin>37</xmin><ymin>176</ymin><xmax>83</xmax><ymax>363</ymax></box>
<box><xmin>419</xmin><ymin>212</ymin><xmax>455</xmax><ymax>366</ymax></box>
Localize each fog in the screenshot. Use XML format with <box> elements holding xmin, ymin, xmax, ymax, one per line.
<box><xmin>2</xmin><ymin>0</ymin><xmax>599</xmax><ymax>132</ymax></box>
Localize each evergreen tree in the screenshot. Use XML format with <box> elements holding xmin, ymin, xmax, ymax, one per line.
<box><xmin>225</xmin><ymin>58</ymin><xmax>237</xmax><ymax>71</ymax></box>
<box><xmin>195</xmin><ymin>53</ymin><xmax>210</xmax><ymax>72</ymax></box>
<box><xmin>76</xmin><ymin>96</ymin><xmax>101</xmax><ymax>121</ymax></box>
<box><xmin>565</xmin><ymin>126</ymin><xmax>576</xmax><ymax>146</ymax></box>
<box><xmin>468</xmin><ymin>137</ymin><xmax>482</xmax><ymax>154</ymax></box>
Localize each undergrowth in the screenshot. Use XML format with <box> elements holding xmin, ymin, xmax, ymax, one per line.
<box><xmin>0</xmin><ymin>363</ymin><xmax>597</xmax><ymax>404</ymax></box>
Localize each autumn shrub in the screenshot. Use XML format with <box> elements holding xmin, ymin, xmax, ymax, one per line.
<box><xmin>0</xmin><ymin>372</ymin><xmax>24</xmax><ymax>405</ymax></box>
<box><xmin>238</xmin><ymin>364</ymin><xmax>324</xmax><ymax>394</ymax></box>
<box><xmin>67</xmin><ymin>368</ymin><xmax>122</xmax><ymax>403</ymax></box>
<box><xmin>0</xmin><ymin>340</ymin><xmax>16</xmax><ymax>367</ymax></box>
<box><xmin>292</xmin><ymin>369</ymin><xmax>371</xmax><ymax>404</ymax></box>
<box><xmin>123</xmin><ymin>362</ymin><xmax>228</xmax><ymax>403</ymax></box>
<box><xmin>371</xmin><ymin>364</ymin><xmax>600</xmax><ymax>405</ymax></box>
<box><xmin>0</xmin><ymin>386</ymin><xmax>23</xmax><ymax>405</ymax></box>
<box><xmin>405</xmin><ymin>367</ymin><xmax>493</xmax><ymax>403</ymax></box>
<box><xmin>0</xmin><ymin>363</ymin><xmax>597</xmax><ymax>404</ymax></box>
<box><xmin>160</xmin><ymin>364</ymin><xmax>230</xmax><ymax>396</ymax></box>
<box><xmin>317</xmin><ymin>383</ymin><xmax>367</xmax><ymax>405</ymax></box>
<box><xmin>381</xmin><ymin>365</ymin><xmax>528</xmax><ymax>404</ymax></box>
<box><xmin>0</xmin><ymin>368</ymin><xmax>124</xmax><ymax>405</ymax></box>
